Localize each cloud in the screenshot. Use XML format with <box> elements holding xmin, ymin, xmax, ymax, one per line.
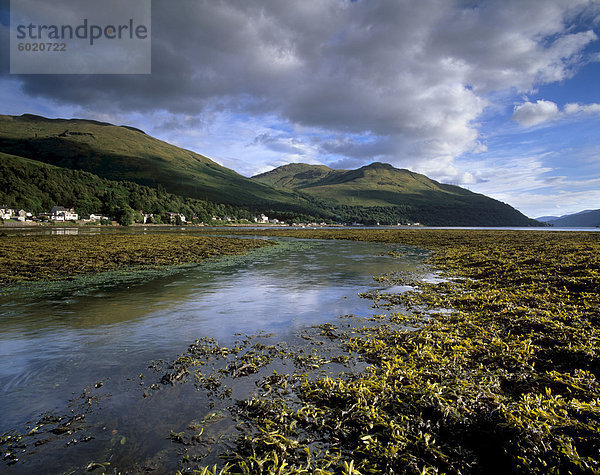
<box><xmin>512</xmin><ymin>100</ymin><xmax>600</xmax><ymax>127</ymax></box>
<box><xmin>251</xmin><ymin>133</ymin><xmax>307</xmax><ymax>155</ymax></box>
<box><xmin>2</xmin><ymin>0</ymin><xmax>598</xmax><ymax>182</ymax></box>
<box><xmin>506</xmin><ymin>188</ymin><xmax>600</xmax><ymax>219</ymax></box>
<box><xmin>564</xmin><ymin>102</ymin><xmax>600</xmax><ymax>114</ymax></box>
<box><xmin>512</xmin><ymin>100</ymin><xmax>560</xmax><ymax>126</ymax></box>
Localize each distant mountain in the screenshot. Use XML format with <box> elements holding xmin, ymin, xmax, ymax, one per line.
<box><xmin>0</xmin><ymin>114</ymin><xmax>319</xmax><ymax>214</ymax></box>
<box><xmin>253</xmin><ymin>162</ymin><xmax>539</xmax><ymax>226</ymax></box>
<box><xmin>536</xmin><ymin>216</ymin><xmax>560</xmax><ymax>223</ymax></box>
<box><xmin>540</xmin><ymin>209</ymin><xmax>600</xmax><ymax>227</ymax></box>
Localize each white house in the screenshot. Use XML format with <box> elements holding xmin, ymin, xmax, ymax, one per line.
<box><xmin>167</xmin><ymin>212</ymin><xmax>187</xmax><ymax>223</ymax></box>
<box><xmin>0</xmin><ymin>207</ymin><xmax>14</xmax><ymax>220</ymax></box>
<box><xmin>50</xmin><ymin>206</ymin><xmax>79</xmax><ymax>221</ymax></box>
<box><xmin>16</xmin><ymin>209</ymin><xmax>32</xmax><ymax>221</ymax></box>
<box><xmin>254</xmin><ymin>214</ymin><xmax>269</xmax><ymax>223</ymax></box>
<box><xmin>88</xmin><ymin>213</ymin><xmax>109</xmax><ymax>222</ymax></box>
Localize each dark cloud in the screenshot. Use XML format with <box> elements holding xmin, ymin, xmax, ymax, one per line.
<box><xmin>2</xmin><ymin>0</ymin><xmax>598</xmax><ymax>177</ymax></box>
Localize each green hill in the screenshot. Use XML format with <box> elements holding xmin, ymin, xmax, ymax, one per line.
<box><xmin>0</xmin><ymin>114</ymin><xmax>540</xmax><ymax>226</ymax></box>
<box><xmin>0</xmin><ymin>114</ymin><xmax>316</xmax><ymax>213</ymax></box>
<box><xmin>253</xmin><ymin>162</ymin><xmax>461</xmax><ymax>206</ymax></box>
<box><xmin>0</xmin><ymin>151</ymin><xmax>257</xmax><ymax>224</ymax></box>
<box><xmin>253</xmin><ymin>162</ymin><xmax>539</xmax><ymax>226</ymax></box>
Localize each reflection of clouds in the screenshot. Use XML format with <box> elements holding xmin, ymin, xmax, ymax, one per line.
<box><xmin>0</xmin><ymin>238</ymin><xmax>424</xmax><ymax>430</ymax></box>
<box><xmin>169</xmin><ymin>272</ymin><xmax>370</xmax><ymax>342</ymax></box>
<box><xmin>139</xmin><ymin>239</ymin><xmax>422</xmax><ymax>342</ymax></box>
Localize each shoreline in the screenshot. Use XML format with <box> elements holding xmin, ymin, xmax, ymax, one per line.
<box><xmin>2</xmin><ymin>221</ymin><xmax>598</xmax><ymax>233</ymax></box>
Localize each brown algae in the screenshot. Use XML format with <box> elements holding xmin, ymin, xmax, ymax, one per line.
<box><xmin>0</xmin><ymin>233</ymin><xmax>273</xmax><ymax>284</ymax></box>
<box><xmin>176</xmin><ymin>229</ymin><xmax>600</xmax><ymax>474</ymax></box>
<box><xmin>2</xmin><ymin>229</ymin><xmax>600</xmax><ymax>473</ymax></box>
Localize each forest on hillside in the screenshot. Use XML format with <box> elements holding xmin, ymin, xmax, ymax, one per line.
<box><xmin>0</xmin><ymin>155</ymin><xmax>252</xmax><ymax>225</ymax></box>
<box><xmin>1</xmin><ymin>154</ymin><xmax>538</xmax><ymax>227</ymax></box>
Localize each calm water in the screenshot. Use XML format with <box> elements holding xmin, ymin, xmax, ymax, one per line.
<box><xmin>0</xmin><ymin>234</ymin><xmax>428</xmax><ymax>472</ymax></box>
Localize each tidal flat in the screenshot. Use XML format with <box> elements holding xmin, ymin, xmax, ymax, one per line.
<box><xmin>180</xmin><ymin>228</ymin><xmax>600</xmax><ymax>474</ymax></box>
<box><xmin>1</xmin><ymin>229</ymin><xmax>600</xmax><ymax>473</ymax></box>
<box><xmin>0</xmin><ymin>233</ymin><xmax>273</xmax><ymax>284</ymax></box>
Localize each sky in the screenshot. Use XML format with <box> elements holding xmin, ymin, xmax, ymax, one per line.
<box><xmin>1</xmin><ymin>0</ymin><xmax>600</xmax><ymax>219</ymax></box>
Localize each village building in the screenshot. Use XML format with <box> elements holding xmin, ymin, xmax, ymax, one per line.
<box><xmin>50</xmin><ymin>206</ymin><xmax>79</xmax><ymax>221</ymax></box>
<box><xmin>254</xmin><ymin>214</ymin><xmax>269</xmax><ymax>223</ymax></box>
<box><xmin>16</xmin><ymin>209</ymin><xmax>32</xmax><ymax>221</ymax></box>
<box><xmin>167</xmin><ymin>212</ymin><xmax>186</xmax><ymax>223</ymax></box>
<box><xmin>0</xmin><ymin>207</ymin><xmax>14</xmax><ymax>220</ymax></box>
<box><xmin>83</xmin><ymin>213</ymin><xmax>110</xmax><ymax>222</ymax></box>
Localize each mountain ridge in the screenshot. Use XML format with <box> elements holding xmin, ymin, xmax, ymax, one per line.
<box><xmin>1</xmin><ymin>113</ymin><xmax>539</xmax><ymax>226</ymax></box>
<box><xmin>0</xmin><ymin>114</ymin><xmax>316</xmax><ymax>212</ymax></box>
<box><xmin>253</xmin><ymin>162</ymin><xmax>539</xmax><ymax>226</ymax></box>
<box><xmin>537</xmin><ymin>209</ymin><xmax>600</xmax><ymax>227</ymax></box>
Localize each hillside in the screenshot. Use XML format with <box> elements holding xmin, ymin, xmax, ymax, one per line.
<box><xmin>0</xmin><ymin>152</ymin><xmax>250</xmax><ymax>225</ymax></box>
<box><xmin>254</xmin><ymin>162</ymin><xmax>472</xmax><ymax>206</ymax></box>
<box><xmin>0</xmin><ymin>114</ymin><xmax>318</xmax><ymax>214</ymax></box>
<box><xmin>253</xmin><ymin>162</ymin><xmax>540</xmax><ymax>226</ymax></box>
<box><xmin>539</xmin><ymin>209</ymin><xmax>600</xmax><ymax>227</ymax></box>
<box><xmin>0</xmin><ymin>114</ymin><xmax>541</xmax><ymax>226</ymax></box>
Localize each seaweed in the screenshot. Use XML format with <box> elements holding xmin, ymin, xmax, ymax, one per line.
<box><xmin>3</xmin><ymin>229</ymin><xmax>600</xmax><ymax>473</ymax></box>
<box><xmin>179</xmin><ymin>229</ymin><xmax>600</xmax><ymax>474</ymax></box>
<box><xmin>0</xmin><ymin>233</ymin><xmax>274</xmax><ymax>285</ymax></box>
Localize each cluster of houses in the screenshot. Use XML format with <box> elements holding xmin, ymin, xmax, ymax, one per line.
<box><xmin>253</xmin><ymin>213</ymin><xmax>283</xmax><ymax>224</ymax></box>
<box><xmin>0</xmin><ymin>206</ymin><xmax>278</xmax><ymax>226</ymax></box>
<box><xmin>0</xmin><ymin>205</ymin><xmax>190</xmax><ymax>224</ymax></box>
<box><xmin>1</xmin><ymin>206</ymin><xmax>418</xmax><ymax>227</ymax></box>
<box><xmin>0</xmin><ymin>206</ymin><xmax>86</xmax><ymax>223</ymax></box>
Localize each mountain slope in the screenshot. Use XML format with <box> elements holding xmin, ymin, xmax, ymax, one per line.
<box><xmin>253</xmin><ymin>162</ymin><xmax>539</xmax><ymax>226</ymax></box>
<box><xmin>0</xmin><ymin>114</ymin><xmax>316</xmax><ymax>212</ymax></box>
<box><xmin>542</xmin><ymin>209</ymin><xmax>600</xmax><ymax>227</ymax></box>
<box><xmin>255</xmin><ymin>162</ymin><xmax>474</xmax><ymax>206</ymax></box>
<box><xmin>0</xmin><ymin>114</ymin><xmax>540</xmax><ymax>226</ymax></box>
<box><xmin>255</xmin><ymin>163</ymin><xmax>336</xmax><ymax>189</ymax></box>
<box><xmin>0</xmin><ymin>151</ymin><xmax>249</xmax><ymax>224</ymax></box>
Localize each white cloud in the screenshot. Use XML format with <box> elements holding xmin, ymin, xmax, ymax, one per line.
<box><xmin>7</xmin><ymin>0</ymin><xmax>598</xmax><ymax>171</ymax></box>
<box><xmin>511</xmin><ymin>100</ymin><xmax>600</xmax><ymax>127</ymax></box>
<box><xmin>514</xmin><ymin>188</ymin><xmax>600</xmax><ymax>218</ymax></box>
<box><xmin>564</xmin><ymin>102</ymin><xmax>600</xmax><ymax>114</ymax></box>
<box><xmin>512</xmin><ymin>100</ymin><xmax>560</xmax><ymax>126</ymax></box>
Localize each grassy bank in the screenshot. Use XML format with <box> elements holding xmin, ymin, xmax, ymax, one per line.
<box><xmin>176</xmin><ymin>229</ymin><xmax>600</xmax><ymax>474</ymax></box>
<box><xmin>0</xmin><ymin>234</ymin><xmax>273</xmax><ymax>284</ymax></box>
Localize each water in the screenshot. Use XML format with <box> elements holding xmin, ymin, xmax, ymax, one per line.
<box><xmin>0</xmin><ymin>235</ymin><xmax>427</xmax><ymax>472</ymax></box>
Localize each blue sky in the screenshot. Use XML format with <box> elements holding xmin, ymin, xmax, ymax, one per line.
<box><xmin>1</xmin><ymin>0</ymin><xmax>600</xmax><ymax>218</ymax></box>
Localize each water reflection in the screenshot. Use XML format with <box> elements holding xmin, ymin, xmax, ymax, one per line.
<box><xmin>51</xmin><ymin>228</ymin><xmax>80</xmax><ymax>235</ymax></box>
<box><xmin>0</xmin><ymin>237</ymin><xmax>426</xmax><ymax>438</ymax></box>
